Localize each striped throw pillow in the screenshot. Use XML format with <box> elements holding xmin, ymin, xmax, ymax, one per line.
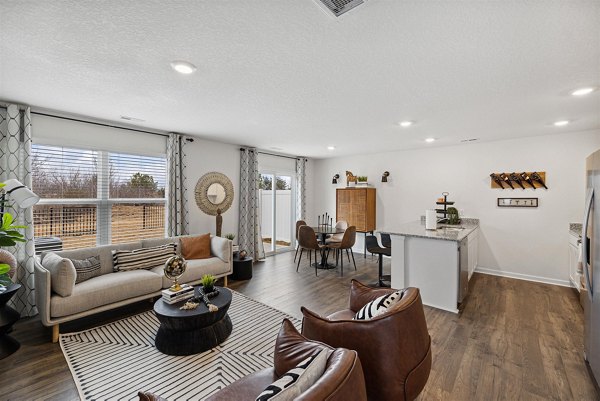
<box><xmin>256</xmin><ymin>350</ymin><xmax>328</xmax><ymax>401</ymax></box>
<box><xmin>112</xmin><ymin>243</ymin><xmax>177</xmax><ymax>272</ymax></box>
<box><xmin>72</xmin><ymin>256</ymin><xmax>101</xmax><ymax>284</ymax></box>
<box><xmin>354</xmin><ymin>290</ymin><xmax>405</xmax><ymax>320</ymax></box>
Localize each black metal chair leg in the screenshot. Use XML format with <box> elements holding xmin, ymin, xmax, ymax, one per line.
<box><xmin>294</xmin><ymin>246</ymin><xmax>299</xmax><ymax>262</ymax></box>
<box><xmin>346</xmin><ymin>248</ymin><xmax>351</xmax><ymax>263</ymax></box>
<box><xmin>351</xmin><ymin>250</ymin><xmax>357</xmax><ymax>270</ymax></box>
<box><xmin>297</xmin><ymin>248</ymin><xmax>304</xmax><ymax>271</ymax></box>
<box><xmin>340</xmin><ymin>252</ymin><xmax>344</xmax><ymax>277</ymax></box>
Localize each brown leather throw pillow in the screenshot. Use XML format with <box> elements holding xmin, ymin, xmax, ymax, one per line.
<box><xmin>180</xmin><ymin>233</ymin><xmax>211</xmax><ymax>260</ymax></box>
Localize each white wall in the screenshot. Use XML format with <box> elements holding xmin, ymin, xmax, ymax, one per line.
<box><xmin>310</xmin><ymin>130</ymin><xmax>600</xmax><ymax>286</ymax></box>
<box><xmin>185</xmin><ymin>139</ymin><xmax>241</xmax><ymax>238</ymax></box>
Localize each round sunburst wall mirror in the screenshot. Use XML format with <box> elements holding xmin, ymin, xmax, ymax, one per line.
<box><xmin>194</xmin><ymin>172</ymin><xmax>234</xmax><ymax>216</ymax></box>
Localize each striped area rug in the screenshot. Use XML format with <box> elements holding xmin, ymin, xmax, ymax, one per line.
<box><xmin>60</xmin><ymin>291</ymin><xmax>301</xmax><ymax>401</ymax></box>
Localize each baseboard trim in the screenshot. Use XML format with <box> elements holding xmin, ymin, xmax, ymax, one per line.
<box><xmin>475</xmin><ymin>266</ymin><xmax>571</xmax><ymax>288</ymax></box>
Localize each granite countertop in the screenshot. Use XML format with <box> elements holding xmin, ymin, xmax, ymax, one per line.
<box><xmin>570</xmin><ymin>223</ymin><xmax>582</xmax><ymax>238</ymax></box>
<box><xmin>380</xmin><ymin>218</ymin><xmax>479</xmax><ymax>242</ymax></box>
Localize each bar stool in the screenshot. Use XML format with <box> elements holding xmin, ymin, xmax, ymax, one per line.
<box><xmin>365</xmin><ymin>235</ymin><xmax>391</xmax><ymax>287</ymax></box>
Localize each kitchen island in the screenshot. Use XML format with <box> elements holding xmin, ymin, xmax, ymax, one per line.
<box><xmin>380</xmin><ymin>218</ymin><xmax>479</xmax><ymax>313</ymax></box>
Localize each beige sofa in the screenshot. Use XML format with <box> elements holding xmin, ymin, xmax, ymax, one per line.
<box><xmin>34</xmin><ymin>235</ymin><xmax>232</xmax><ymax>342</ymax></box>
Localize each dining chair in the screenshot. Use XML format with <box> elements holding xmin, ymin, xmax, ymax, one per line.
<box><xmin>297</xmin><ymin>225</ymin><xmax>327</xmax><ymax>276</ymax></box>
<box><xmin>326</xmin><ymin>220</ymin><xmax>349</xmax><ymax>244</ymax></box>
<box><xmin>294</xmin><ymin>220</ymin><xmax>307</xmax><ymax>262</ymax></box>
<box><xmin>327</xmin><ymin>226</ymin><xmax>357</xmax><ymax>276</ymax></box>
<box><xmin>366</xmin><ymin>235</ymin><xmax>391</xmax><ymax>287</ymax></box>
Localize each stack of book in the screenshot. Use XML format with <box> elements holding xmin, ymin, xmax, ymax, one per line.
<box><xmin>161</xmin><ymin>284</ymin><xmax>195</xmax><ymax>304</ymax></box>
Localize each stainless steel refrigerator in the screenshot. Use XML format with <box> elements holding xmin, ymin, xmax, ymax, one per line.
<box><xmin>583</xmin><ymin>149</ymin><xmax>600</xmax><ymax>384</ymax></box>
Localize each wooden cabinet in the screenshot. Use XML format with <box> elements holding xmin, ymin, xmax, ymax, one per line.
<box><xmin>336</xmin><ymin>188</ymin><xmax>376</xmax><ymax>232</ymax></box>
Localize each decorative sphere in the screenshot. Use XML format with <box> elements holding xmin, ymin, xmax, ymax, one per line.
<box><xmin>164</xmin><ymin>256</ymin><xmax>187</xmax><ymax>281</ymax></box>
<box><xmin>239</xmin><ymin>250</ymin><xmax>248</xmax><ymax>260</ymax></box>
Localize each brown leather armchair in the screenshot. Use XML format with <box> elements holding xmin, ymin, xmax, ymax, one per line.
<box><xmin>139</xmin><ymin>319</ymin><xmax>367</xmax><ymax>401</ymax></box>
<box><xmin>301</xmin><ymin>280</ymin><xmax>432</xmax><ymax>401</ymax></box>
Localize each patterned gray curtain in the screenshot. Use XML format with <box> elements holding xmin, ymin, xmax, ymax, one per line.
<box><xmin>0</xmin><ymin>104</ymin><xmax>37</xmax><ymax>316</ymax></box>
<box><xmin>295</xmin><ymin>157</ymin><xmax>307</xmax><ymax>221</ymax></box>
<box><xmin>166</xmin><ymin>133</ymin><xmax>189</xmax><ymax>237</ymax></box>
<box><xmin>239</xmin><ymin>148</ymin><xmax>265</xmax><ymax>261</ymax></box>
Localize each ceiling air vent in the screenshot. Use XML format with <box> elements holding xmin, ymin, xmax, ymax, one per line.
<box><xmin>315</xmin><ymin>0</ymin><xmax>365</xmax><ymax>17</ymax></box>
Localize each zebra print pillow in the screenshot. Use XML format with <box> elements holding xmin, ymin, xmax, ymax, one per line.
<box><xmin>354</xmin><ymin>290</ymin><xmax>405</xmax><ymax>320</ymax></box>
<box><xmin>255</xmin><ymin>350</ymin><xmax>328</xmax><ymax>400</ymax></box>
<box><xmin>112</xmin><ymin>243</ymin><xmax>177</xmax><ymax>272</ymax></box>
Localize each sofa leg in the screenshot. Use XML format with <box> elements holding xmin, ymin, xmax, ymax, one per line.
<box><xmin>52</xmin><ymin>324</ymin><xmax>59</xmax><ymax>343</ymax></box>
<box><xmin>223</xmin><ymin>275</ymin><xmax>228</xmax><ymax>287</ymax></box>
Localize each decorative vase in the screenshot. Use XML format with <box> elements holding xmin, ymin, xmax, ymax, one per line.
<box><xmin>0</xmin><ymin>250</ymin><xmax>17</xmax><ymax>280</ymax></box>
<box><xmin>239</xmin><ymin>250</ymin><xmax>248</xmax><ymax>260</ymax></box>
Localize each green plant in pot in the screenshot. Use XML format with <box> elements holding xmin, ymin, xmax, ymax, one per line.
<box><xmin>447</xmin><ymin>207</ymin><xmax>460</xmax><ymax>225</ymax></box>
<box><xmin>357</xmin><ymin>176</ymin><xmax>368</xmax><ymax>183</ymax></box>
<box><xmin>224</xmin><ymin>233</ymin><xmax>235</xmax><ymax>241</ymax></box>
<box><xmin>200</xmin><ymin>274</ymin><xmax>217</xmax><ymax>293</ymax></box>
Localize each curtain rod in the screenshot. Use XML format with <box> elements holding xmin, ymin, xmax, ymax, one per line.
<box><xmin>31</xmin><ymin>111</ymin><xmax>170</xmax><ymax>138</ymax></box>
<box><xmin>240</xmin><ymin>148</ymin><xmax>306</xmax><ymax>161</ymax></box>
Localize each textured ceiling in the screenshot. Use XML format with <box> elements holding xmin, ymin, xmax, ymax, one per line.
<box><xmin>0</xmin><ymin>0</ymin><xmax>598</xmax><ymax>158</ymax></box>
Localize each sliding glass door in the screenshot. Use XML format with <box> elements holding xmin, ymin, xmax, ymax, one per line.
<box><xmin>259</xmin><ymin>172</ymin><xmax>295</xmax><ymax>255</ymax></box>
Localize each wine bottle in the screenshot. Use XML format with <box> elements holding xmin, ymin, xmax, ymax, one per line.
<box><xmin>490</xmin><ymin>173</ymin><xmax>505</xmax><ymax>189</ymax></box>
<box><xmin>509</xmin><ymin>172</ymin><xmax>525</xmax><ymax>189</ymax></box>
<box><xmin>499</xmin><ymin>173</ymin><xmax>514</xmax><ymax>189</ymax></box>
<box><xmin>520</xmin><ymin>172</ymin><xmax>536</xmax><ymax>189</ymax></box>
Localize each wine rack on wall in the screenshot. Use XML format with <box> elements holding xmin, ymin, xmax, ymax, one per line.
<box><xmin>489</xmin><ymin>171</ymin><xmax>547</xmax><ymax>189</ymax></box>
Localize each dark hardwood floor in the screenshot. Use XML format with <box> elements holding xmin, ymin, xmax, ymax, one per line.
<box><xmin>1</xmin><ymin>251</ymin><xmax>598</xmax><ymax>400</ymax></box>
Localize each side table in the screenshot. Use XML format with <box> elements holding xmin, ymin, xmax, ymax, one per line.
<box><xmin>232</xmin><ymin>255</ymin><xmax>253</xmax><ymax>280</ymax></box>
<box><xmin>0</xmin><ymin>283</ymin><xmax>21</xmax><ymax>359</ymax></box>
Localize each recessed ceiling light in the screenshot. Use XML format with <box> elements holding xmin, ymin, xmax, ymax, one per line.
<box><xmin>399</xmin><ymin>121</ymin><xmax>413</xmax><ymax>127</ymax></box>
<box><xmin>553</xmin><ymin>120</ymin><xmax>570</xmax><ymax>127</ymax></box>
<box><xmin>170</xmin><ymin>60</ymin><xmax>197</xmax><ymax>74</ymax></box>
<box><xmin>571</xmin><ymin>87</ymin><xmax>596</xmax><ymax>96</ymax></box>
<box><xmin>327</xmin><ymin>146</ymin><xmax>336</xmax><ymax>150</ymax></box>
<box><xmin>425</xmin><ymin>138</ymin><xmax>436</xmax><ymax>143</ymax></box>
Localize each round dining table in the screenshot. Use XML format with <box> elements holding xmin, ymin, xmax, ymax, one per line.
<box><xmin>311</xmin><ymin>226</ymin><xmax>344</xmax><ymax>269</ymax></box>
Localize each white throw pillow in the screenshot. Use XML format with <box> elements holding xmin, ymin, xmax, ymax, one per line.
<box><xmin>43</xmin><ymin>252</ymin><xmax>77</xmax><ymax>297</ymax></box>
<box><xmin>255</xmin><ymin>350</ymin><xmax>328</xmax><ymax>401</ymax></box>
<box><xmin>354</xmin><ymin>290</ymin><xmax>405</xmax><ymax>320</ymax></box>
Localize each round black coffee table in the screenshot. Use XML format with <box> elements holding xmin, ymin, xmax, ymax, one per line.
<box><xmin>0</xmin><ymin>283</ymin><xmax>21</xmax><ymax>360</ymax></box>
<box><xmin>153</xmin><ymin>286</ymin><xmax>232</xmax><ymax>356</ymax></box>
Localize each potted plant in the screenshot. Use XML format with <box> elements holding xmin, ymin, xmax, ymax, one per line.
<box><xmin>200</xmin><ymin>274</ymin><xmax>217</xmax><ymax>295</ymax></box>
<box><xmin>224</xmin><ymin>233</ymin><xmax>238</xmax><ymax>252</ymax></box>
<box><xmin>447</xmin><ymin>207</ymin><xmax>460</xmax><ymax>225</ymax></box>
<box><xmin>357</xmin><ymin>176</ymin><xmax>368</xmax><ymax>186</ymax></box>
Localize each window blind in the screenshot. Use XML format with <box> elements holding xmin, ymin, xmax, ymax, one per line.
<box><xmin>31</xmin><ymin>144</ymin><xmax>167</xmax><ymax>251</ymax></box>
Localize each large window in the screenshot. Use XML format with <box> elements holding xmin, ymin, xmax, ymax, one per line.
<box><xmin>32</xmin><ymin>144</ymin><xmax>166</xmax><ymax>250</ymax></box>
